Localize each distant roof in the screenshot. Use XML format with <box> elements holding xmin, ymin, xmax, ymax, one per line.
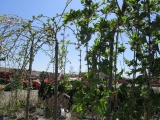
<box><xmin>0</xmin><ymin>67</ymin><xmax>42</xmax><ymax>76</ymax></box>
<box><xmin>0</xmin><ymin>67</ymin><xmax>11</xmax><ymax>72</ymax></box>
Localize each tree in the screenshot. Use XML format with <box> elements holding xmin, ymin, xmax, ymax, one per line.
<box><xmin>63</xmin><ymin>0</ymin><xmax>160</xmax><ymax>119</ymax></box>
<box><xmin>1</xmin><ymin>0</ymin><xmax>160</xmax><ymax>119</ymax></box>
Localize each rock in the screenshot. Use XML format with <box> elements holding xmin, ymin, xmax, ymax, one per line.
<box><xmin>2</xmin><ymin>114</ymin><xmax>9</xmax><ymax>120</ymax></box>
<box><xmin>15</xmin><ymin>111</ymin><xmax>25</xmax><ymax>120</ymax></box>
<box><xmin>35</xmin><ymin>108</ymin><xmax>45</xmax><ymax>116</ymax></box>
<box><xmin>65</xmin><ymin>112</ymin><xmax>71</xmax><ymax>120</ymax></box>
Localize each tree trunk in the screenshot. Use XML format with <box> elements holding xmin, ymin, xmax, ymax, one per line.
<box><xmin>25</xmin><ymin>38</ymin><xmax>34</xmax><ymax>120</ymax></box>
<box><xmin>107</xmin><ymin>31</ymin><xmax>115</xmax><ymax>120</ymax></box>
<box><xmin>54</xmin><ymin>41</ymin><xmax>58</xmax><ymax>120</ymax></box>
<box><xmin>146</xmin><ymin>0</ymin><xmax>151</xmax><ymax>119</ymax></box>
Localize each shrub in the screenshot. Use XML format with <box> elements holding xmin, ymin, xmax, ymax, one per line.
<box><xmin>4</xmin><ymin>80</ymin><xmax>23</xmax><ymax>91</ymax></box>
<box><xmin>0</xmin><ymin>78</ymin><xmax>8</xmax><ymax>84</ymax></box>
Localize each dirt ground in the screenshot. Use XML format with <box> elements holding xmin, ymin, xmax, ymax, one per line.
<box><xmin>0</xmin><ymin>84</ymin><xmax>5</xmax><ymax>91</ymax></box>
<box><xmin>0</xmin><ymin>89</ymin><xmax>76</xmax><ymax>119</ymax></box>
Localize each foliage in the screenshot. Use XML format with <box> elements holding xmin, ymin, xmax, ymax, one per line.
<box><xmin>0</xmin><ymin>78</ymin><xmax>8</xmax><ymax>84</ymax></box>
<box><xmin>3</xmin><ymin>80</ymin><xmax>23</xmax><ymax>91</ymax></box>
<box><xmin>39</xmin><ymin>71</ymin><xmax>53</xmax><ymax>81</ymax></box>
<box><xmin>38</xmin><ymin>81</ymin><xmax>54</xmax><ymax>99</ymax></box>
<box><xmin>0</xmin><ymin>0</ymin><xmax>160</xmax><ymax>119</ymax></box>
<box><xmin>63</xmin><ymin>0</ymin><xmax>160</xmax><ymax>119</ymax></box>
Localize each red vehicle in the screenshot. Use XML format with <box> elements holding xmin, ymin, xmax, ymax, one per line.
<box><xmin>0</xmin><ymin>72</ymin><xmax>13</xmax><ymax>81</ymax></box>
<box><xmin>43</xmin><ymin>73</ymin><xmax>62</xmax><ymax>83</ymax></box>
<box><xmin>44</xmin><ymin>78</ymin><xmax>53</xmax><ymax>83</ymax></box>
<box><xmin>22</xmin><ymin>79</ymin><xmax>41</xmax><ymax>89</ymax></box>
<box><xmin>32</xmin><ymin>79</ymin><xmax>41</xmax><ymax>89</ymax></box>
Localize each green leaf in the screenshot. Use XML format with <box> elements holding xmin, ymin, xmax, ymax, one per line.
<box><xmin>135</xmin><ymin>75</ymin><xmax>146</xmax><ymax>84</ymax></box>
<box><xmin>117</xmin><ymin>69</ymin><xmax>123</xmax><ymax>77</ymax></box>
<box><xmin>76</xmin><ymin>104</ymin><xmax>83</xmax><ymax>112</ymax></box>
<box><xmin>155</xmin><ymin>39</ymin><xmax>160</xmax><ymax>44</ymax></box>
<box><xmin>81</xmin><ymin>0</ymin><xmax>84</xmax><ymax>4</ymax></box>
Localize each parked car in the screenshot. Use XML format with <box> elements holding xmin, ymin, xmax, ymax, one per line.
<box><xmin>22</xmin><ymin>79</ymin><xmax>41</xmax><ymax>89</ymax></box>
<box><xmin>32</xmin><ymin>79</ymin><xmax>41</xmax><ymax>89</ymax></box>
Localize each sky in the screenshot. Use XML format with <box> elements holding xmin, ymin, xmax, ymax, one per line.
<box><xmin>0</xmin><ymin>0</ymin><xmax>134</xmax><ymax>77</ymax></box>
<box><xmin>0</xmin><ymin>0</ymin><xmax>90</xmax><ymax>73</ymax></box>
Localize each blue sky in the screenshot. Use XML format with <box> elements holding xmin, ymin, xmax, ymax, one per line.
<box><xmin>0</xmin><ymin>0</ymin><xmax>89</xmax><ymax>74</ymax></box>
<box><xmin>0</xmin><ymin>0</ymin><xmax>81</xmax><ymax>19</ymax></box>
<box><xmin>0</xmin><ymin>0</ymin><xmax>133</xmax><ymax>77</ymax></box>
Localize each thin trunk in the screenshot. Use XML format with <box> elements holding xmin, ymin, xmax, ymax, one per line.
<box><xmin>98</xmin><ymin>31</ymin><xmax>102</xmax><ymax>80</ymax></box>
<box><xmin>54</xmin><ymin>41</ymin><xmax>58</xmax><ymax>120</ymax></box>
<box><xmin>86</xmin><ymin>43</ymin><xmax>89</xmax><ymax>78</ymax></box>
<box><xmin>108</xmin><ymin>39</ymin><xmax>113</xmax><ymax>85</ymax></box>
<box><xmin>147</xmin><ymin>0</ymin><xmax>151</xmax><ymax>119</ymax></box>
<box><xmin>107</xmin><ymin>32</ymin><xmax>115</xmax><ymax>120</ymax></box>
<box><xmin>79</xmin><ymin>48</ymin><xmax>82</xmax><ymax>79</ymax></box>
<box><xmin>25</xmin><ymin>38</ymin><xmax>34</xmax><ymax>120</ymax></box>
<box><xmin>113</xmin><ymin>30</ymin><xmax>119</xmax><ymax>118</ymax></box>
<box><xmin>108</xmin><ymin>31</ymin><xmax>115</xmax><ymax>90</ymax></box>
<box><xmin>64</xmin><ymin>46</ymin><xmax>67</xmax><ymax>76</ymax></box>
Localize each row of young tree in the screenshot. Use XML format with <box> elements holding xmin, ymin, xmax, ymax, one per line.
<box><xmin>0</xmin><ymin>0</ymin><xmax>160</xmax><ymax>119</ymax></box>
